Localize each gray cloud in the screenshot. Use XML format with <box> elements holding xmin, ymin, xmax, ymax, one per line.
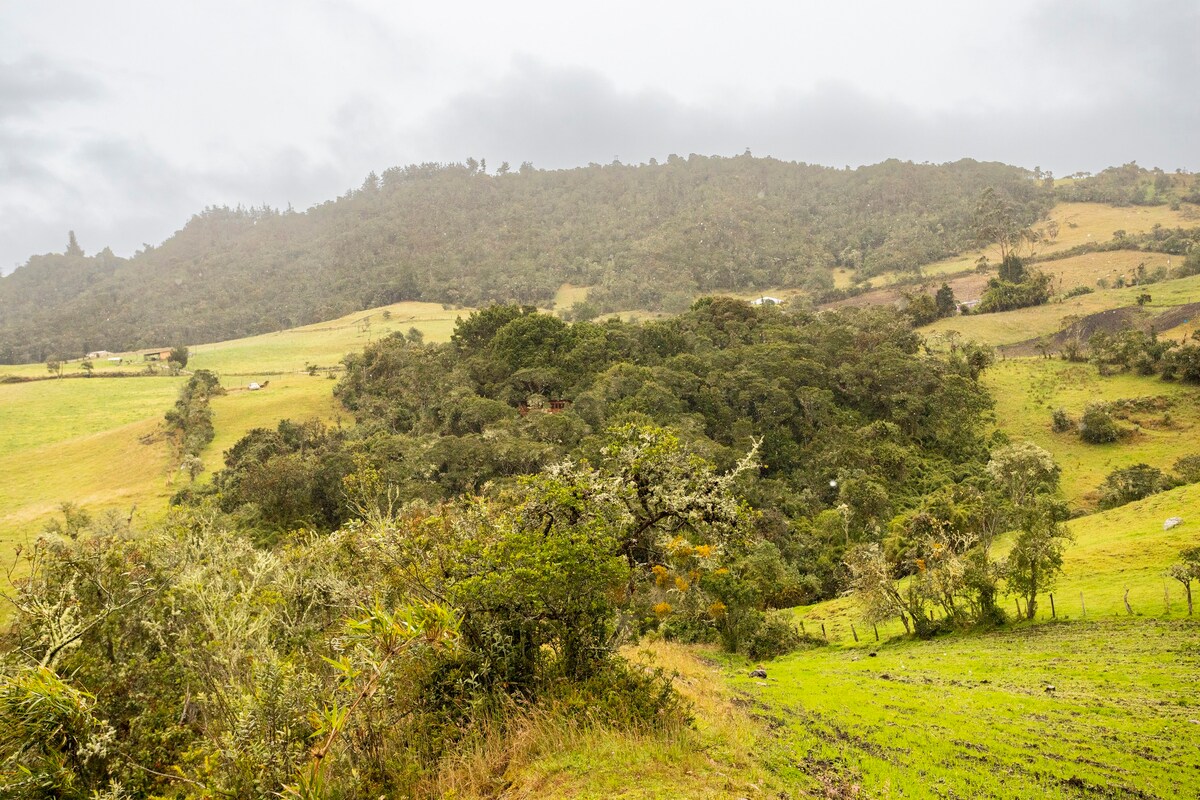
<box><xmin>1</xmin><ymin>0</ymin><xmax>1197</xmax><ymax>276</ymax></box>
<box><xmin>0</xmin><ymin>56</ymin><xmax>101</xmax><ymax>119</ymax></box>
<box><xmin>417</xmin><ymin>54</ymin><xmax>1198</xmax><ymax>176</ymax></box>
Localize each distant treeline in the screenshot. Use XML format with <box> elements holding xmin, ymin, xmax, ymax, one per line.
<box><xmin>0</xmin><ymin>155</ymin><xmax>1051</xmax><ymax>363</ymax></box>
<box><xmin>1055</xmin><ymin>162</ymin><xmax>1200</xmax><ymax>207</ymax></box>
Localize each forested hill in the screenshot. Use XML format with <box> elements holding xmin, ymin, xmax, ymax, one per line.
<box><xmin>0</xmin><ymin>155</ymin><xmax>1050</xmax><ymax>363</ymax></box>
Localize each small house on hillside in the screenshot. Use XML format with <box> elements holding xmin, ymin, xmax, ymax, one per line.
<box><xmin>86</xmin><ymin>350</ymin><xmax>112</xmax><ymax>359</ymax></box>
<box><xmin>142</xmin><ymin>348</ymin><xmax>173</xmax><ymax>361</ymax></box>
<box><xmin>518</xmin><ymin>399</ymin><xmax>571</xmax><ymax>416</ymax></box>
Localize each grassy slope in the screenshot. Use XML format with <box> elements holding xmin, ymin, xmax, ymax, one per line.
<box><xmin>0</xmin><ymin>377</ymin><xmax>185</xmax><ymax>557</ymax></box>
<box><xmin>796</xmin><ymin>483</ymin><xmax>1200</xmax><ymax>643</ymax></box>
<box><xmin>984</xmin><ymin>358</ymin><xmax>1200</xmax><ymax>506</ymax></box>
<box><xmin>479</xmin><ymin>640</ymin><xmax>806</xmax><ymax>799</ymax></box>
<box><xmin>728</xmin><ymin>618</ymin><xmax>1200</xmax><ymax>799</ymax></box>
<box><xmin>187</xmin><ymin>301</ymin><xmax>460</xmax><ymax>375</ymax></box>
<box><xmin>0</xmin><ymin>300</ymin><xmax>464</xmax><ymax>561</ymax></box>
<box><xmin>894</xmin><ymin>200</ymin><xmax>1200</xmax><ymax>286</ymax></box>
<box><xmin>922</xmin><ymin>273</ymin><xmax>1200</xmax><ymax>346</ymax></box>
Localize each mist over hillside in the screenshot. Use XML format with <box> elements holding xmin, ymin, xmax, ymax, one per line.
<box><xmin>0</xmin><ymin>155</ymin><xmax>1052</xmax><ymax>363</ymax></box>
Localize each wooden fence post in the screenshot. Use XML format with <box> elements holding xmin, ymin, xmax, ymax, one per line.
<box><xmin>851</xmin><ymin>624</ymin><xmax>859</xmax><ymax>642</ymax></box>
<box><xmin>1015</xmin><ymin>597</ymin><xmax>1022</xmax><ymax>618</ymax></box>
<box><xmin>800</xmin><ymin>620</ymin><xmax>806</xmax><ymax>636</ymax></box>
<box><xmin>1080</xmin><ymin>591</ymin><xmax>1086</xmax><ymax>618</ymax></box>
<box><xmin>873</xmin><ymin>623</ymin><xmax>879</xmax><ymax>642</ymax></box>
<box><xmin>1049</xmin><ymin>594</ymin><xmax>1056</xmax><ymax>619</ymax></box>
<box><xmin>821</xmin><ymin>622</ymin><xmax>827</xmax><ymax>640</ymax></box>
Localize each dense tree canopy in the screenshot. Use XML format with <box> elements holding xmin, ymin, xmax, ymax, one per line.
<box><xmin>0</xmin><ymin>156</ymin><xmax>1050</xmax><ymax>363</ymax></box>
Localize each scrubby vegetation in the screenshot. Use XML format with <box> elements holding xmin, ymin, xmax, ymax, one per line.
<box><xmin>187</xmin><ymin>300</ymin><xmax>997</xmax><ymax>603</ymax></box>
<box><xmin>0</xmin><ymin>298</ymin><xmax>1007</xmax><ymax>795</ymax></box>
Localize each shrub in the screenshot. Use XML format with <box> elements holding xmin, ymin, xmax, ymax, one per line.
<box><xmin>1173</xmin><ymin>454</ymin><xmax>1200</xmax><ymax>485</ymax></box>
<box><xmin>1079</xmin><ymin>403</ymin><xmax>1121</xmax><ymax>444</ymax></box>
<box><xmin>1051</xmin><ymin>407</ymin><xmax>1074</xmax><ymax>433</ymax></box>
<box><xmin>746</xmin><ymin>612</ymin><xmax>809</xmax><ymax>660</ymax></box>
<box><xmin>976</xmin><ymin>270</ymin><xmax>1051</xmax><ymax>314</ymax></box>
<box><xmin>548</xmin><ymin>660</ymin><xmax>692</xmax><ymax>730</ymax></box>
<box><xmin>1097</xmin><ymin>463</ymin><xmax>1174</xmax><ymax>509</ymax></box>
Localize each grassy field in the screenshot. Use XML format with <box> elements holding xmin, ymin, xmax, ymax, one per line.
<box><xmin>795</xmin><ymin>481</ymin><xmax>1200</xmax><ymax>645</ymax></box>
<box><xmin>552</xmin><ymin>283</ymin><xmax>592</xmax><ymax>310</ymax></box>
<box><xmin>0</xmin><ymin>300</ymin><xmax>468</xmax><ymax>561</ymax></box>
<box><xmin>898</xmin><ymin>201</ymin><xmax>1200</xmax><ymax>287</ymax></box>
<box><xmin>1039</xmin><ymin>249</ymin><xmax>1180</xmax><ymax>293</ymax></box>
<box><xmin>724</xmin><ymin>618</ymin><xmax>1200</xmax><ymax>799</ymax></box>
<box><xmin>0</xmin><ymin>376</ymin><xmax>186</xmax><ymax>559</ymax></box>
<box><xmin>198</xmin><ymin>373</ymin><xmax>345</xmax><ymax>481</ymax></box>
<box><xmin>188</xmin><ymin>301</ymin><xmax>461</xmax><ymax>375</ymax></box>
<box><xmin>984</xmin><ymin>358</ymin><xmax>1200</xmax><ymax>506</ymax></box>
<box><xmin>854</xmin><ymin>201</ymin><xmax>1198</xmax><ymax>293</ymax></box>
<box><xmin>922</xmin><ymin>273</ymin><xmax>1200</xmax><ymax>347</ymax></box>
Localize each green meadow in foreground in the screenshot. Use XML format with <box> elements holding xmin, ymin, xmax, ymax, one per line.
<box><xmin>727</xmin><ymin>618</ymin><xmax>1200</xmax><ymax>799</ymax></box>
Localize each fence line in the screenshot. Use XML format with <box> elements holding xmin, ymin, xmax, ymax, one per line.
<box><xmin>802</xmin><ymin>583</ymin><xmax>1196</xmax><ymax>645</ymax></box>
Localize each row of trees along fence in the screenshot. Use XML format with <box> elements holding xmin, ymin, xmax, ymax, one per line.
<box><xmin>802</xmin><ymin>583</ymin><xmax>1198</xmax><ymax>645</ymax></box>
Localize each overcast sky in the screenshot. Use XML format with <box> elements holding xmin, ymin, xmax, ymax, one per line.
<box><xmin>1</xmin><ymin>0</ymin><xmax>1196</xmax><ymax>273</ymax></box>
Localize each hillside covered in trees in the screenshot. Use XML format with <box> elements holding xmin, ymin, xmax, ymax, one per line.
<box><xmin>0</xmin><ymin>156</ymin><xmax>1051</xmax><ymax>363</ymax></box>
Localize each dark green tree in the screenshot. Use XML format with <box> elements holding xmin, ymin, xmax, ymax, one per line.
<box><xmin>934</xmin><ymin>283</ymin><xmax>957</xmax><ymax>317</ymax></box>
<box><xmin>169</xmin><ymin>345</ymin><xmax>189</xmax><ymax>368</ymax></box>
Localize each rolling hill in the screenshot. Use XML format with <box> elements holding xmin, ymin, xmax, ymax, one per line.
<box><xmin>0</xmin><ymin>156</ymin><xmax>1050</xmax><ymax>364</ymax></box>
<box><xmin>3</xmin><ymin>174</ymin><xmax>1200</xmax><ymax>796</ymax></box>
<box><xmin>0</xmin><ymin>301</ymin><xmax>462</xmax><ymax>566</ymax></box>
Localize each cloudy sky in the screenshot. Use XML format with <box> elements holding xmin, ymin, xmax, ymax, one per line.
<box><xmin>1</xmin><ymin>0</ymin><xmax>1196</xmax><ymax>273</ymax></box>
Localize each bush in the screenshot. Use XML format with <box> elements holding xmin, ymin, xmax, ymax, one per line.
<box><xmin>1173</xmin><ymin>454</ymin><xmax>1200</xmax><ymax>485</ymax></box>
<box><xmin>976</xmin><ymin>270</ymin><xmax>1051</xmax><ymax>314</ymax></box>
<box><xmin>549</xmin><ymin>660</ymin><xmax>691</xmax><ymax>730</ymax></box>
<box><xmin>1079</xmin><ymin>403</ymin><xmax>1121</xmax><ymax>444</ymax></box>
<box><xmin>1097</xmin><ymin>463</ymin><xmax>1174</xmax><ymax>509</ymax></box>
<box><xmin>746</xmin><ymin>612</ymin><xmax>808</xmax><ymax>660</ymax></box>
<box><xmin>1051</xmin><ymin>407</ymin><xmax>1074</xmax><ymax>433</ymax></box>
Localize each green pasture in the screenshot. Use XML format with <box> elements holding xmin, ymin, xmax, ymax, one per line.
<box><xmin>196</xmin><ymin>373</ymin><xmax>344</xmax><ymax>482</ymax></box>
<box><xmin>0</xmin><ymin>300</ymin><xmax>466</xmax><ymax>558</ymax></box>
<box><xmin>794</xmin><ymin>481</ymin><xmax>1200</xmax><ymax>648</ymax></box>
<box><xmin>188</xmin><ymin>300</ymin><xmax>462</xmax><ymax>375</ymax></box>
<box><xmin>922</xmin><ymin>273</ymin><xmax>1200</xmax><ymax>346</ymax></box>
<box><xmin>984</xmin><ymin>358</ymin><xmax>1200</xmax><ymax>506</ymax></box>
<box><xmin>730</xmin><ymin>617</ymin><xmax>1200</xmax><ymax>799</ymax></box>
<box><xmin>0</xmin><ymin>377</ymin><xmax>185</xmax><ymax>558</ymax></box>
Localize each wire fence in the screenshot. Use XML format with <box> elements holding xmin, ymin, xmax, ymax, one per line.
<box><xmin>799</xmin><ymin>583</ymin><xmax>1197</xmax><ymax>646</ymax></box>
